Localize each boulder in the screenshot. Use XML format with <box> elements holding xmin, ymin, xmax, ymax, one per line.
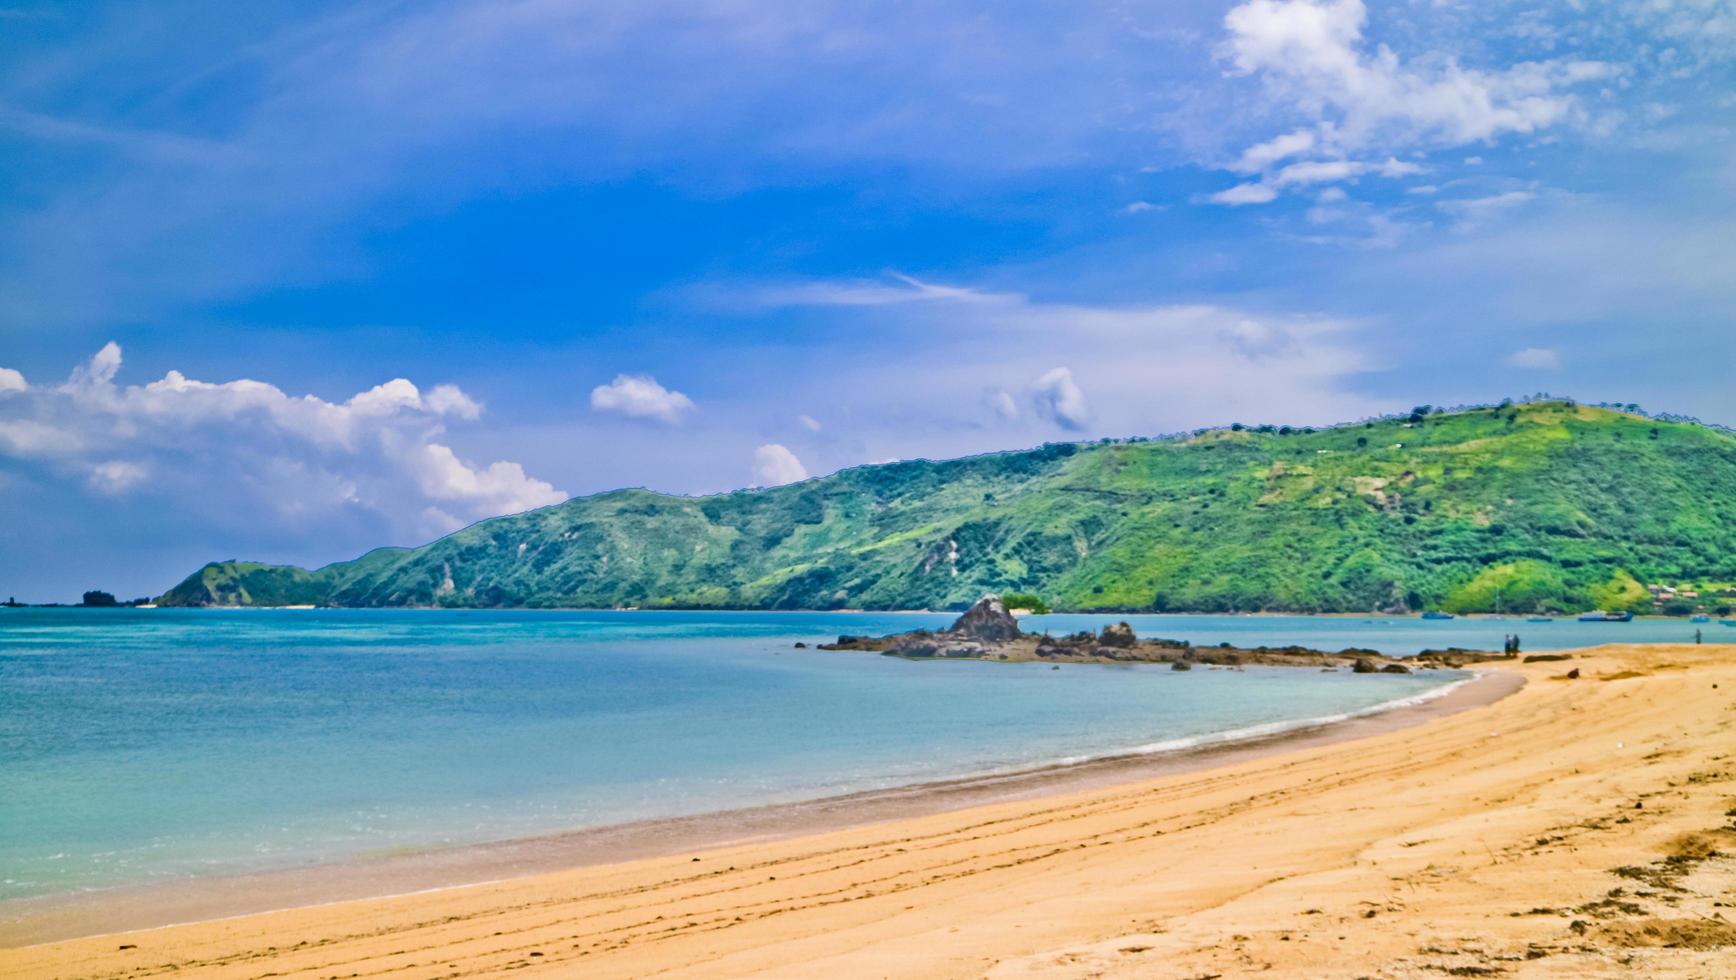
<box><xmin>1352</xmin><ymin>657</ymin><xmax>1380</xmax><ymax>674</ymax></box>
<box><xmin>889</xmin><ymin>636</ymin><xmax>940</xmax><ymax>658</ymax></box>
<box><xmin>1099</xmin><ymin>621</ymin><xmax>1137</xmax><ymax>647</ymax></box>
<box><xmin>948</xmin><ymin>595</ymin><xmax>1022</xmax><ymax>642</ymax></box>
<box><xmin>1171</xmin><ymin>658</ymin><xmax>1193</xmax><ymax>671</ymax></box>
<box><xmin>1380</xmin><ymin>663</ymin><xmax>1411</xmax><ymax>674</ymax></box>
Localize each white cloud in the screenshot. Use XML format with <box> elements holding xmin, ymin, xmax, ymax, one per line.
<box><xmin>71</xmin><ymin>340</ymin><xmax>123</xmax><ymax>387</ymax></box>
<box><xmin>1209</xmin><ymin>182</ymin><xmax>1280</xmax><ymax>206</ymax></box>
<box><xmin>1223</xmin><ymin>0</ymin><xmax>1609</xmax><ymax>149</ymax></box>
<box><xmin>1120</xmin><ymin>200</ymin><xmax>1163</xmax><ymax>215</ymax></box>
<box><xmin>987</xmin><ymin>389</ymin><xmax>1021</xmax><ymax>421</ymax></box>
<box><xmin>0</xmin><ymin>343</ymin><xmax>563</xmax><ymax>539</ymax></box>
<box><xmin>0</xmin><ymin>367</ymin><xmax>25</xmax><ymax>393</ymax></box>
<box><xmin>1029</xmin><ymin>367</ymin><xmax>1090</xmax><ymax>430</ymax></box>
<box><xmin>797</xmin><ymin>413</ymin><xmax>822</xmax><ymax>432</ymax></box>
<box><xmin>1213</xmin><ymin>0</ymin><xmax>1610</xmax><ymax>206</ymax></box>
<box><xmin>410</xmin><ymin>444</ymin><xmax>559</xmax><ymax>516</ymax></box>
<box><xmin>1506</xmin><ymin>346</ymin><xmax>1562</xmax><ymax>370</ymax></box>
<box><xmin>751</xmin><ymin>443</ymin><xmax>809</xmax><ymax>486</ymax></box>
<box><xmin>1273</xmin><ymin>157</ymin><xmax>1423</xmax><ymax>186</ymax></box>
<box><xmin>589</xmin><ymin>373</ymin><xmax>695</xmax><ymax>424</ymax></box>
<box><xmin>424</xmin><ymin>383</ymin><xmax>482</xmax><ymax>420</ymax></box>
<box><xmin>1233</xmin><ymin>128</ymin><xmax>1318</xmax><ymax>173</ymax></box>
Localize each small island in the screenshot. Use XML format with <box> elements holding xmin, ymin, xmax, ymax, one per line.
<box><xmin>820</xmin><ymin>595</ymin><xmax>1511</xmax><ymax>672</ymax></box>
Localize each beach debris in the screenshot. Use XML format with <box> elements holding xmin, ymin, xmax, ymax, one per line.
<box><xmin>1567</xmin><ymin>668</ymin><xmax>1581</xmax><ymax>679</ymax></box>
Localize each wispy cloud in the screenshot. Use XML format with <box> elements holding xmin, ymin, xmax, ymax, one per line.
<box><xmin>1437</xmin><ymin>190</ymin><xmax>1538</xmax><ymax>230</ymax></box>
<box><xmin>1507</xmin><ymin>346</ymin><xmax>1561</xmax><ymax>370</ymax></box>
<box><xmin>745</xmin><ymin>272</ymin><xmax>1018</xmax><ymax>309</ymax></box>
<box><xmin>1209</xmin><ymin>182</ymin><xmax>1279</xmax><ymax>206</ymax></box>
<box><xmin>732</xmin><ymin>273</ymin><xmax>1384</xmax><ymax>438</ymax></box>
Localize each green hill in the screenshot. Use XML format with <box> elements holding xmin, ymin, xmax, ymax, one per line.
<box><xmin>158</xmin><ymin>401</ymin><xmax>1736</xmax><ymax>614</ymax></box>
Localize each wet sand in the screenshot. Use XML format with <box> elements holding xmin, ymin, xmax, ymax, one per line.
<box><xmin>6</xmin><ymin>643</ymin><xmax>1735</xmax><ymax>977</ymax></box>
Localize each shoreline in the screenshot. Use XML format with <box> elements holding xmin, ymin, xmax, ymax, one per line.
<box><xmin>23</xmin><ymin>605</ymin><xmax>1725</xmax><ymax>619</ymax></box>
<box><xmin>8</xmin><ymin>644</ymin><xmax>1734</xmax><ymax>978</ymax></box>
<box><xmin>0</xmin><ymin>669</ymin><xmax>1515</xmax><ymax>948</ymax></box>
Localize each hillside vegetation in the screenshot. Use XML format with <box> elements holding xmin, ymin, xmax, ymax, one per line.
<box><xmin>160</xmin><ymin>402</ymin><xmax>1736</xmax><ymax>614</ymax></box>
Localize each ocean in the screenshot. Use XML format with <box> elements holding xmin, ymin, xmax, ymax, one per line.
<box><xmin>0</xmin><ymin>607</ymin><xmax>1691</xmax><ymax>901</ymax></box>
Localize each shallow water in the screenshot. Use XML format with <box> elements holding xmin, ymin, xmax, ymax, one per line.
<box><xmin>0</xmin><ymin>606</ymin><xmax>1680</xmax><ymax>900</ymax></box>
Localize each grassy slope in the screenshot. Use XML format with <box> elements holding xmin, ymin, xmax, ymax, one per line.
<box><xmin>158</xmin><ymin>402</ymin><xmax>1736</xmax><ymax>613</ymax></box>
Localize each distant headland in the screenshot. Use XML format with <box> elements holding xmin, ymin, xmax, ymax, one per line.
<box><xmin>146</xmin><ymin>401</ymin><xmax>1736</xmax><ymax>616</ymax></box>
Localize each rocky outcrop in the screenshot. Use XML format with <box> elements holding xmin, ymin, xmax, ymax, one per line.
<box><xmin>1099</xmin><ymin>621</ymin><xmax>1136</xmax><ymax>647</ymax></box>
<box><xmin>949</xmin><ymin>595</ymin><xmax>1022</xmax><ymax>642</ymax></box>
<box><xmin>820</xmin><ymin>611</ymin><xmax>1465</xmax><ymax>673</ymax></box>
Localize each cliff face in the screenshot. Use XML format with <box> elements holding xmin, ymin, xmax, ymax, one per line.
<box><xmin>160</xmin><ymin>402</ymin><xmax>1736</xmax><ymax>614</ymax></box>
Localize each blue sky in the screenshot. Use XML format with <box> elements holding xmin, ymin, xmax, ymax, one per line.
<box><xmin>2</xmin><ymin>0</ymin><xmax>1734</xmax><ymax>600</ymax></box>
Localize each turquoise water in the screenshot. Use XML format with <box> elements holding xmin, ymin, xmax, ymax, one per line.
<box><xmin>0</xmin><ymin>607</ymin><xmax>1687</xmax><ymax>901</ymax></box>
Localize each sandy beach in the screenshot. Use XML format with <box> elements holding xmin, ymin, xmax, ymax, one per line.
<box><xmin>5</xmin><ymin>642</ymin><xmax>1734</xmax><ymax>977</ymax></box>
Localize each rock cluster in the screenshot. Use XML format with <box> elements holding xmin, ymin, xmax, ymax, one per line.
<box><xmin>817</xmin><ymin>596</ymin><xmax>1496</xmax><ymax>672</ymax></box>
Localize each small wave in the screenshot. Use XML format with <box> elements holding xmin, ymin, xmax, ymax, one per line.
<box><xmin>1003</xmin><ymin>672</ymin><xmax>1477</xmax><ymax>771</ymax></box>
<box><xmin>1123</xmin><ymin>673</ymin><xmax>1475</xmax><ymax>759</ymax></box>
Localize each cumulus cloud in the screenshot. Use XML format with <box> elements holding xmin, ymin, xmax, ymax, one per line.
<box><xmin>589</xmin><ymin>373</ymin><xmax>696</xmax><ymax>424</ymax></box>
<box><xmin>1029</xmin><ymin>367</ymin><xmax>1090</xmax><ymax>430</ymax></box>
<box><xmin>0</xmin><ymin>343</ymin><xmax>564</xmax><ymax>539</ymax></box>
<box><xmin>751</xmin><ymin>443</ymin><xmax>809</xmax><ymax>486</ymax></box>
<box><xmin>0</xmin><ymin>366</ymin><xmax>25</xmax><ymax>393</ymax></box>
<box><xmin>1212</xmin><ymin>0</ymin><xmax>1610</xmax><ymax>203</ymax></box>
<box><xmin>1507</xmin><ymin>346</ymin><xmax>1562</xmax><ymax>370</ymax></box>
<box><xmin>1223</xmin><ymin>0</ymin><xmax>1608</xmax><ymax>147</ymax></box>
